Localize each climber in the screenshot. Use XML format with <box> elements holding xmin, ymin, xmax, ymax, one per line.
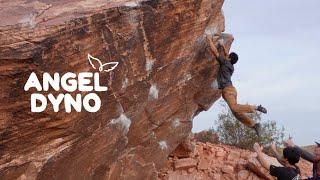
<box><xmin>254</xmin><ymin>142</ymin><xmax>302</xmax><ymax>180</ymax></box>
<box><xmin>282</xmin><ymin>138</ymin><xmax>320</xmax><ymax>180</ymax></box>
<box><xmin>206</xmin><ymin>35</ymin><xmax>267</xmax><ymax>137</ymax></box>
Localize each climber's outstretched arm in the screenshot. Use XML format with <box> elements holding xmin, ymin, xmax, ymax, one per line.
<box><xmin>218</xmin><ymin>40</ymin><xmax>229</xmax><ymax>58</ymax></box>
<box><xmin>206</xmin><ymin>35</ymin><xmax>220</xmax><ymax>58</ymax></box>
<box><xmin>254</xmin><ymin>143</ymin><xmax>271</xmax><ymax>171</ymax></box>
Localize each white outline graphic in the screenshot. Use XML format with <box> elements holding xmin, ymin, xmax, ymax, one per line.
<box><xmin>87</xmin><ymin>53</ymin><xmax>119</xmax><ymax>72</ymax></box>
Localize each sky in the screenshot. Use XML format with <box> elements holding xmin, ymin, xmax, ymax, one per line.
<box><xmin>193</xmin><ymin>0</ymin><xmax>320</xmax><ymax>146</ymax></box>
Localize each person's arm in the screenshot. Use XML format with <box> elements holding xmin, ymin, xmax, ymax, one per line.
<box><xmin>206</xmin><ymin>35</ymin><xmax>220</xmax><ymax>59</ymax></box>
<box><xmin>254</xmin><ymin>143</ymin><xmax>272</xmax><ymax>170</ymax></box>
<box><xmin>254</xmin><ymin>143</ymin><xmax>287</xmax><ymax>179</ymax></box>
<box><xmin>271</xmin><ymin>142</ymin><xmax>286</xmax><ymax>165</ymax></box>
<box><xmin>283</xmin><ymin>139</ymin><xmax>316</xmax><ymax>163</ymax></box>
<box><xmin>245</xmin><ymin>163</ymin><xmax>272</xmax><ymax>180</ymax></box>
<box><xmin>296</xmin><ymin>146</ymin><xmax>315</xmax><ymax>163</ymax></box>
<box><xmin>218</xmin><ymin>39</ymin><xmax>229</xmax><ymax>58</ymax></box>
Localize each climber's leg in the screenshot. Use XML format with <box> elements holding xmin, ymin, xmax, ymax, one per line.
<box><xmin>222</xmin><ymin>86</ymin><xmax>263</xmax><ymax>136</ymax></box>
<box><xmin>222</xmin><ymin>86</ymin><xmax>256</xmax><ymax>128</ymax></box>
<box><xmin>222</xmin><ymin>86</ymin><xmax>256</xmax><ymax>114</ymax></box>
<box><xmin>233</xmin><ymin>112</ymin><xmax>256</xmax><ymax>128</ymax></box>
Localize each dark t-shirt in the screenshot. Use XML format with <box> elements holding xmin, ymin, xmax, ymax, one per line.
<box><xmin>216</xmin><ymin>56</ymin><xmax>234</xmax><ymax>89</ymax></box>
<box><xmin>314</xmin><ymin>161</ymin><xmax>320</xmax><ymax>179</ymax></box>
<box><xmin>270</xmin><ymin>165</ymin><xmax>301</xmax><ymax>180</ymax></box>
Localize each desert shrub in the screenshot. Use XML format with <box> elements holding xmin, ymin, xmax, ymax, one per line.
<box><xmin>216</xmin><ymin>102</ymin><xmax>285</xmax><ymax>150</ymax></box>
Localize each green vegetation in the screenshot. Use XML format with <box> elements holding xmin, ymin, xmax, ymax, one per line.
<box><xmin>215</xmin><ymin>102</ymin><xmax>285</xmax><ymax>150</ymax></box>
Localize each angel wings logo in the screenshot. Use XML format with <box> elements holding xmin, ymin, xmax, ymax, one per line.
<box><xmin>87</xmin><ymin>54</ymin><xmax>119</xmax><ymax>72</ymax></box>
<box><xmin>23</xmin><ymin>54</ymin><xmax>119</xmax><ymax>113</ymax></box>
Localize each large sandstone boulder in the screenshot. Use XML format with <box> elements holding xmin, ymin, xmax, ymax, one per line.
<box><xmin>0</xmin><ymin>0</ymin><xmax>231</xmax><ymax>179</ymax></box>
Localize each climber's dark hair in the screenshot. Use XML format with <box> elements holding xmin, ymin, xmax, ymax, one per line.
<box><xmin>229</xmin><ymin>52</ymin><xmax>238</xmax><ymax>64</ymax></box>
<box><xmin>283</xmin><ymin>147</ymin><xmax>301</xmax><ymax>165</ymax></box>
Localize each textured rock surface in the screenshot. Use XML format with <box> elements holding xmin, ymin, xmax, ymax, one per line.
<box><xmin>0</xmin><ymin>0</ymin><xmax>231</xmax><ymax>179</ymax></box>
<box><xmin>160</xmin><ymin>142</ymin><xmax>313</xmax><ymax>180</ymax></box>
<box><xmin>159</xmin><ymin>142</ymin><xmax>312</xmax><ymax>180</ymax></box>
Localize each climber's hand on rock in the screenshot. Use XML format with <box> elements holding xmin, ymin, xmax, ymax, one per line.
<box><xmin>206</xmin><ymin>35</ymin><xmax>220</xmax><ymax>58</ymax></box>
<box><xmin>253</xmin><ymin>143</ymin><xmax>263</xmax><ymax>153</ymax></box>
<box><xmin>206</xmin><ymin>35</ymin><xmax>214</xmax><ymax>45</ymax></box>
<box><xmin>206</xmin><ymin>35</ymin><xmax>213</xmax><ymax>42</ymax></box>
<box><xmin>217</xmin><ymin>39</ymin><xmax>228</xmax><ymax>57</ymax></box>
<box><xmin>218</xmin><ymin>39</ymin><xmax>224</xmax><ymax>45</ymax></box>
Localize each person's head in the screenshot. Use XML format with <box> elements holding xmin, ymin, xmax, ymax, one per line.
<box><xmin>283</xmin><ymin>147</ymin><xmax>301</xmax><ymax>166</ymax></box>
<box><xmin>229</xmin><ymin>52</ymin><xmax>238</xmax><ymax>64</ymax></box>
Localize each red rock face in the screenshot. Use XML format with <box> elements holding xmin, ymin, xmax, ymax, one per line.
<box><xmin>0</xmin><ymin>0</ymin><xmax>231</xmax><ymax>179</ymax></box>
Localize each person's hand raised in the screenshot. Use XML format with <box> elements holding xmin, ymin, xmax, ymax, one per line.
<box><xmin>253</xmin><ymin>143</ymin><xmax>263</xmax><ymax>153</ymax></box>
<box><xmin>283</xmin><ymin>138</ymin><xmax>295</xmax><ymax>147</ymax></box>
<box><xmin>271</xmin><ymin>142</ymin><xmax>277</xmax><ymax>152</ymax></box>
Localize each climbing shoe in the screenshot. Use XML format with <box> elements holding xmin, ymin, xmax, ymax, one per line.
<box><xmin>256</xmin><ymin>105</ymin><xmax>267</xmax><ymax>114</ymax></box>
